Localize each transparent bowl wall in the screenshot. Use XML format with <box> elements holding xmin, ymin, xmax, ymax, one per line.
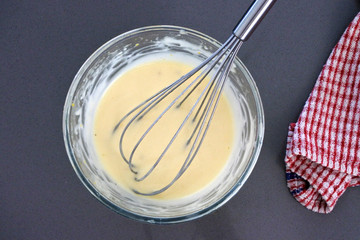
<box><xmin>63</xmin><ymin>25</ymin><xmax>264</xmax><ymax>224</ymax></box>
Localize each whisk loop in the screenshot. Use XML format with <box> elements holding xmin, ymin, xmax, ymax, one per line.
<box><xmin>114</xmin><ymin>0</ymin><xmax>276</xmax><ymax>196</ymax></box>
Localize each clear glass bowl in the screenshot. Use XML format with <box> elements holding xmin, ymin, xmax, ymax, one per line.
<box><xmin>63</xmin><ymin>25</ymin><xmax>264</xmax><ymax>224</ymax></box>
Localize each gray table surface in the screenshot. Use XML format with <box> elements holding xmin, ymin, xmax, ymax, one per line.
<box><xmin>2</xmin><ymin>0</ymin><xmax>360</xmax><ymax>239</ymax></box>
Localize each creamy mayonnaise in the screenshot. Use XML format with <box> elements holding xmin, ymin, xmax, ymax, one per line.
<box><xmin>93</xmin><ymin>58</ymin><xmax>236</xmax><ymax>200</ymax></box>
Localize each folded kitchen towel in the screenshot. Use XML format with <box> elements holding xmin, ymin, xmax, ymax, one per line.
<box><xmin>285</xmin><ymin>12</ymin><xmax>360</xmax><ymax>213</ymax></box>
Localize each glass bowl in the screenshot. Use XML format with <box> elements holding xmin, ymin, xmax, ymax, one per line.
<box><xmin>63</xmin><ymin>25</ymin><xmax>264</xmax><ymax>224</ymax></box>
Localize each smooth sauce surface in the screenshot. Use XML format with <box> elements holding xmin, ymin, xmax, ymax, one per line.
<box><xmin>93</xmin><ymin>59</ymin><xmax>235</xmax><ymax>200</ymax></box>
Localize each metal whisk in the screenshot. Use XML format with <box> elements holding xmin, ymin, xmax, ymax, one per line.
<box><xmin>115</xmin><ymin>0</ymin><xmax>276</xmax><ymax>196</ymax></box>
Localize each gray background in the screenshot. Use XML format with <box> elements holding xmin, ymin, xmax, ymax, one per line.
<box><xmin>1</xmin><ymin>0</ymin><xmax>360</xmax><ymax>239</ymax></box>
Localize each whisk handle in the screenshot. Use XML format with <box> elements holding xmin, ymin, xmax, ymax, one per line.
<box><xmin>233</xmin><ymin>0</ymin><xmax>276</xmax><ymax>41</ymax></box>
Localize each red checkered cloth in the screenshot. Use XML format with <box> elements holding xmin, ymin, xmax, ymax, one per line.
<box><xmin>285</xmin><ymin>13</ymin><xmax>360</xmax><ymax>213</ymax></box>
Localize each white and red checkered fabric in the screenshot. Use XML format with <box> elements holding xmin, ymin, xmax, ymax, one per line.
<box><xmin>285</xmin><ymin>13</ymin><xmax>360</xmax><ymax>213</ymax></box>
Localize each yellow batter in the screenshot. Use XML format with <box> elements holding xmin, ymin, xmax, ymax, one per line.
<box><xmin>93</xmin><ymin>59</ymin><xmax>235</xmax><ymax>200</ymax></box>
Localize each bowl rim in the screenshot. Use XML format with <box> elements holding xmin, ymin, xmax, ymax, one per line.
<box><xmin>62</xmin><ymin>25</ymin><xmax>265</xmax><ymax>224</ymax></box>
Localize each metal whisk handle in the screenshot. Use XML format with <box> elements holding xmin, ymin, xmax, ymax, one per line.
<box><xmin>233</xmin><ymin>0</ymin><xmax>276</xmax><ymax>41</ymax></box>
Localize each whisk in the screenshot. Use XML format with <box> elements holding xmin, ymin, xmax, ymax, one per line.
<box><xmin>114</xmin><ymin>0</ymin><xmax>276</xmax><ymax>196</ymax></box>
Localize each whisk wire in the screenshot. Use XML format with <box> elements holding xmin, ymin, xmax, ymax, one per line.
<box><xmin>133</xmin><ymin>36</ymin><xmax>243</xmax><ymax>195</ymax></box>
